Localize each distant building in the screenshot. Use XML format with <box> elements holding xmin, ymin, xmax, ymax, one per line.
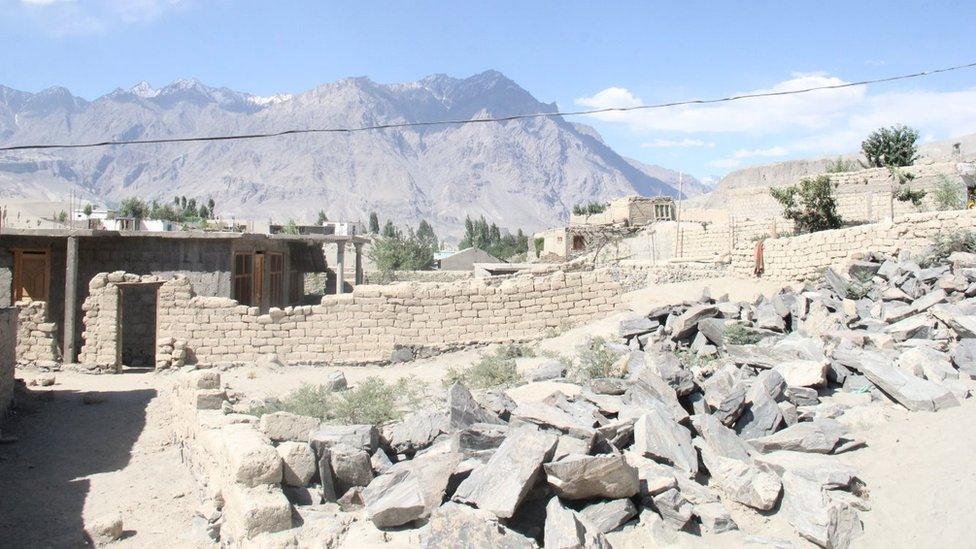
<box><xmin>570</xmin><ymin>195</ymin><xmax>675</xmax><ymax>227</ymax></box>
<box><xmin>321</xmin><ymin>221</ymin><xmax>367</xmax><ymax>236</ymax></box>
<box><xmin>437</xmin><ymin>247</ymin><xmax>503</xmax><ymax>271</ymax></box>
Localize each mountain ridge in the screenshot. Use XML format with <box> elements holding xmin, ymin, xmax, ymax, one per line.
<box><xmin>0</xmin><ymin>71</ymin><xmax>682</xmax><ymax>240</ymax></box>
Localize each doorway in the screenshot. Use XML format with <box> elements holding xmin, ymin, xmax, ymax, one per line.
<box><xmin>119</xmin><ymin>283</ymin><xmax>160</xmax><ymax>368</ymax></box>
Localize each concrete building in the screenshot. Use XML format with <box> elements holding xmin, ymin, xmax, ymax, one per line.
<box><xmin>437</xmin><ymin>247</ymin><xmax>502</xmax><ymax>271</ymax></box>
<box><xmin>0</xmin><ymin>228</ymin><xmax>368</xmax><ymax>367</ymax></box>
<box><xmin>321</xmin><ymin>221</ymin><xmax>367</xmax><ymax>236</ymax></box>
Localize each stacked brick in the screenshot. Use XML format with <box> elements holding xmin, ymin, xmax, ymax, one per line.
<box><xmin>730</xmin><ymin>209</ymin><xmax>976</xmax><ymax>281</ymax></box>
<box><xmin>15</xmin><ymin>300</ymin><xmax>58</xmax><ymax>365</ymax></box>
<box><xmin>157</xmin><ymin>269</ymin><xmax>620</xmax><ymax>367</ymax></box>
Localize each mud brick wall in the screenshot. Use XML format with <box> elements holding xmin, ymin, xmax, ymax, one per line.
<box><xmin>730</xmin><ymin>209</ymin><xmax>976</xmax><ymax>281</ymax></box>
<box><xmin>15</xmin><ymin>300</ymin><xmax>58</xmax><ymax>365</ymax></box>
<box><xmin>156</xmin><ymin>269</ymin><xmax>621</xmax><ymax>366</ymax></box>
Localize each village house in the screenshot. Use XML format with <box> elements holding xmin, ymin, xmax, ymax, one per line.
<box><xmin>436</xmin><ymin>246</ymin><xmax>502</xmax><ymax>271</ymax></box>
<box><xmin>0</xmin><ymin>228</ymin><xmax>367</xmax><ymax>368</ymax></box>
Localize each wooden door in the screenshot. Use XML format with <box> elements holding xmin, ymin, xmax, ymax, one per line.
<box><xmin>233</xmin><ymin>252</ymin><xmax>253</xmax><ymax>306</ymax></box>
<box><xmin>13</xmin><ymin>250</ymin><xmax>50</xmax><ymax>303</ymax></box>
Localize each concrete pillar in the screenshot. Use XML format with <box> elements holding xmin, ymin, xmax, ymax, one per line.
<box><xmin>63</xmin><ymin>236</ymin><xmax>78</xmax><ymax>364</ymax></box>
<box><xmin>335</xmin><ymin>242</ymin><xmax>346</xmax><ymax>295</ymax></box>
<box><xmin>354</xmin><ymin>243</ymin><xmax>364</xmax><ymax>285</ymax></box>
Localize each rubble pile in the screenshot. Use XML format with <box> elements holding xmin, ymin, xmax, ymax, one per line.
<box><xmin>254</xmin><ymin>251</ymin><xmax>976</xmax><ymax>548</ymax></box>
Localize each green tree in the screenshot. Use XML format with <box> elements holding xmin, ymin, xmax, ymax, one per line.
<box><xmin>119</xmin><ymin>197</ymin><xmax>149</xmax><ymax>219</ymax></box>
<box><xmin>57</xmin><ymin>210</ymin><xmax>67</xmax><ymax>223</ymax></box>
<box><xmin>207</xmin><ymin>197</ymin><xmax>216</xmax><ymax>218</ymax></box>
<box><xmin>368</xmin><ymin>212</ymin><xmax>380</xmax><ymax>234</ymax></box>
<box><xmin>198</xmin><ymin>205</ymin><xmax>210</xmax><ymax>219</ymax></box>
<box><xmin>770</xmin><ymin>175</ymin><xmax>842</xmax><ymax>234</ymax></box>
<box><xmin>381</xmin><ymin>220</ymin><xmax>399</xmax><ymax>238</ymax></box>
<box><xmin>861</xmin><ymin>125</ymin><xmax>919</xmax><ymax>168</ymax></box>
<box><xmin>83</xmin><ymin>203</ymin><xmax>93</xmax><ymax>217</ymax></box>
<box><xmin>316</xmin><ymin>210</ymin><xmax>329</xmax><ymax>224</ymax></box>
<box><xmin>283</xmin><ymin>219</ymin><xmax>300</xmax><ymax>235</ymax></box>
<box><xmin>416</xmin><ymin>219</ymin><xmax>438</xmax><ymax>253</ymax></box>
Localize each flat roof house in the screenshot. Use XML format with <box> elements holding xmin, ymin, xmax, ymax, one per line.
<box><xmin>0</xmin><ymin>228</ymin><xmax>368</xmax><ymax>369</ymax></box>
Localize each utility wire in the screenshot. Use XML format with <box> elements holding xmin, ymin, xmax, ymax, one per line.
<box><xmin>2</xmin><ymin>61</ymin><xmax>975</xmax><ymax>152</ymax></box>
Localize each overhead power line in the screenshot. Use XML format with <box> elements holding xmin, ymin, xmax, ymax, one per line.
<box><xmin>2</xmin><ymin>61</ymin><xmax>975</xmax><ymax>152</ymax></box>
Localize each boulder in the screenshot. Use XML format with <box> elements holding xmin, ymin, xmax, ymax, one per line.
<box><xmin>543</xmin><ymin>454</ymin><xmax>639</xmax><ymax>499</ymax></box>
<box><xmin>670</xmin><ymin>304</ymin><xmax>719</xmax><ymax>340</ymax></box>
<box><xmin>371</xmin><ymin>447</ymin><xmax>393</xmax><ymax>474</ymax></box>
<box><xmin>309</xmin><ymin>424</ymin><xmax>378</xmax><ymax>453</ymax></box>
<box><xmin>448</xmin><ymin>383</ymin><xmax>501</xmax><ymax>429</ymax></box>
<box><xmin>323</xmin><ymin>370</ymin><xmax>348</xmax><ymax>392</ymax></box>
<box><xmin>780</xmin><ymin>472</ymin><xmax>863</xmax><ymax>549</ymax></box>
<box><xmin>952</xmin><ymin>339</ymin><xmax>976</xmax><ymax>378</ymax></box>
<box><xmin>754</xmin><ymin>451</ymin><xmax>860</xmax><ymax>490</ymax></box>
<box><xmin>855</xmin><ymin>350</ymin><xmax>959</xmax><ymax>412</ymax></box>
<box><xmin>694</xmin><ymin>501</ymin><xmax>738</xmax><ymax>534</ymax></box>
<box><xmin>579</xmin><ymin>498</ymin><xmax>638</xmax><ymax>534</ymax></box>
<box><xmin>329</xmin><ymin>444</ymin><xmax>374</xmax><ymax>495</ymax></box>
<box><xmin>702</xmin><ymin>366</ymin><xmax>747</xmax><ymax>425</ymax></box>
<box><xmin>643</xmin><ymin>352</ymin><xmax>695</xmax><ymax>395</ymax></box>
<box><xmin>422</xmin><ymin>503</ymin><xmax>537</xmax><ymax>548</ymax></box>
<box><xmin>775</xmin><ymin>360</ymin><xmax>828</xmax><ymax>388</ymax></box>
<box><xmin>749</xmin><ymin>419</ymin><xmax>849</xmax><ymax>454</ymax></box>
<box><xmin>276</xmin><ymin>441</ymin><xmax>317</xmax><ymax>487</ymax></box>
<box><xmin>544</xmin><ymin>497</ymin><xmax>610</xmax><ymax>549</ymax></box>
<box><xmin>697</xmin><ymin>445</ymin><xmax>782</xmax><ymax>511</ymax></box>
<box><xmin>382</xmin><ymin>410</ymin><xmax>450</xmax><ymax>454</ymax></box>
<box><xmin>693</xmin><ymin>413</ymin><xmax>752</xmax><ymax>461</ymax></box>
<box><xmin>453</xmin><ymin>427</ymin><xmax>558</xmax><ymax>518</ymax></box>
<box><xmin>619</xmin><ymin>314</ymin><xmax>660</xmax><ymax>339</ymax></box>
<box><xmin>362</xmin><ymin>451</ymin><xmax>462</xmax><ymax>528</ymax></box>
<box><xmin>525</xmin><ymin>360</ymin><xmax>567</xmax><ymax>382</ymax></box>
<box><xmin>85</xmin><ymin>513</ymin><xmax>123</xmax><ymax>546</ymax></box>
<box><xmin>623</xmin><ymin>451</ymin><xmax>679</xmax><ymax>501</ymax></box>
<box><xmin>632</xmin><ymin>401</ymin><xmax>698</xmax><ymax>475</ymax></box>
<box><xmin>651</xmin><ymin>488</ymin><xmax>693</xmax><ymax>529</ymax></box>
<box><xmin>259</xmin><ymin>411</ymin><xmax>320</xmax><ymax>443</ymax></box>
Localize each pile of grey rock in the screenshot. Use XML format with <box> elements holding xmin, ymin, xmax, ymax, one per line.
<box><xmin>258</xmin><ymin>252</ymin><xmax>975</xmax><ymax>548</ymax></box>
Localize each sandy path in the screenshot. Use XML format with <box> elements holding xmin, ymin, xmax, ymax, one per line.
<box><xmin>0</xmin><ymin>371</ymin><xmax>208</xmax><ymax>548</ymax></box>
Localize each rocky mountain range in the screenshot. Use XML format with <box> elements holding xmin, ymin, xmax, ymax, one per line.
<box><xmin>0</xmin><ymin>71</ymin><xmax>693</xmax><ymax>240</ymax></box>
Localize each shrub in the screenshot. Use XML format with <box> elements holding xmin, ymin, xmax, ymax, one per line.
<box><xmin>825</xmin><ymin>157</ymin><xmax>858</xmax><ymax>173</ymax></box>
<box><xmin>458</xmin><ymin>216</ymin><xmax>529</xmax><ymax>260</ymax></box>
<box><xmin>933</xmin><ymin>174</ymin><xmax>963</xmax><ymax>211</ymax></box>
<box><xmin>921</xmin><ymin>231</ymin><xmax>976</xmax><ymax>267</ymax></box>
<box><xmin>770</xmin><ymin>175</ymin><xmax>842</xmax><ymax>234</ymax></box>
<box><xmin>534</xmin><ymin>237</ymin><xmax>544</xmax><ymax>257</ymax></box>
<box><xmin>249</xmin><ymin>377</ymin><xmax>424</xmax><ymax>425</ymax></box>
<box><xmin>895</xmin><ymin>187</ymin><xmax>927</xmax><ymax>207</ymax></box>
<box><xmin>443</xmin><ymin>348</ymin><xmax>521</xmax><ymax>389</ymax></box>
<box><xmin>369</xmin><ymin>222</ymin><xmax>436</xmax><ymax>274</ymax></box>
<box><xmin>861</xmin><ymin>125</ymin><xmax>919</xmax><ymax>168</ymax></box>
<box><xmin>844</xmin><ymin>271</ymin><xmax>874</xmax><ymax>300</ymax></box>
<box><xmin>723</xmin><ymin>323</ymin><xmax>764</xmax><ymax>345</ymax></box>
<box><xmin>568</xmin><ymin>337</ymin><xmax>624</xmax><ymax>382</ymax></box>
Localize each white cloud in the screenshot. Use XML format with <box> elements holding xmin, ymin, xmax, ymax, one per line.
<box><xmin>641</xmin><ymin>138</ymin><xmax>715</xmax><ymax>149</ymax></box>
<box><xmin>732</xmin><ymin>146</ymin><xmax>789</xmax><ymax>159</ymax></box>
<box><xmin>578</xmin><ymin>73</ymin><xmax>976</xmax><ymax>174</ymax></box>
<box><xmin>15</xmin><ymin>0</ymin><xmax>189</xmax><ymax>35</ymax></box>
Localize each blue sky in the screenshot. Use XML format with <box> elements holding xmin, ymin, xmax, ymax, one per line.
<box><xmin>2</xmin><ymin>0</ymin><xmax>976</xmax><ymax>182</ymax></box>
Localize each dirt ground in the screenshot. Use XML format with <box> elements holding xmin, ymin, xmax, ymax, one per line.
<box><xmin>3</xmin><ymin>276</ymin><xmax>975</xmax><ymax>548</ymax></box>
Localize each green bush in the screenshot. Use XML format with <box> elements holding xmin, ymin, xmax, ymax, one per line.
<box><xmin>723</xmin><ymin>323</ymin><xmax>764</xmax><ymax>345</ymax></box>
<box><xmin>933</xmin><ymin>174</ymin><xmax>963</xmax><ymax>211</ymax></box>
<box><xmin>368</xmin><ymin>221</ymin><xmax>437</xmax><ymax>274</ymax></box>
<box><xmin>825</xmin><ymin>156</ymin><xmax>859</xmax><ymax>173</ymax></box>
<box><xmin>861</xmin><ymin>125</ymin><xmax>919</xmax><ymax>168</ymax></box>
<box><xmin>572</xmin><ymin>201</ymin><xmax>609</xmax><ymax>216</ymax></box>
<box><xmin>568</xmin><ymin>337</ymin><xmax>624</xmax><ymax>382</ymax></box>
<box><xmin>443</xmin><ymin>347</ymin><xmax>522</xmax><ymax>389</ymax></box>
<box><xmin>534</xmin><ymin>237</ymin><xmax>544</xmax><ymax>257</ymax></box>
<box><xmin>249</xmin><ymin>377</ymin><xmax>424</xmax><ymax>425</ymax></box>
<box><xmin>921</xmin><ymin>231</ymin><xmax>976</xmax><ymax>267</ymax></box>
<box><xmin>770</xmin><ymin>175</ymin><xmax>843</xmax><ymax>234</ymax></box>
<box><xmin>458</xmin><ymin>216</ymin><xmax>529</xmax><ymax>260</ymax></box>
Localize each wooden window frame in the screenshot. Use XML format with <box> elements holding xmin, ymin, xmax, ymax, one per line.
<box><xmin>233</xmin><ymin>252</ymin><xmax>253</xmax><ymax>306</ymax></box>
<box><xmin>268</xmin><ymin>252</ymin><xmax>284</xmax><ymax>307</ymax></box>
<box><xmin>12</xmin><ymin>248</ymin><xmax>51</xmax><ymax>304</ymax></box>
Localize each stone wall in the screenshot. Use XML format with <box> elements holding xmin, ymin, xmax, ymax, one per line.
<box><xmin>78</xmin><ymin>273</ymin><xmax>168</xmax><ymax>372</ymax></box>
<box><xmin>15</xmin><ymin>300</ymin><xmax>59</xmax><ymax>365</ymax></box>
<box><xmin>0</xmin><ymin>307</ymin><xmax>17</xmax><ymax>420</ymax></box>
<box><xmin>730</xmin><ymin>209</ymin><xmax>976</xmax><ymax>281</ymax></box>
<box><xmin>155</xmin><ymin>268</ymin><xmax>621</xmax><ymax>367</ymax></box>
<box><xmin>608</xmin><ymin>260</ymin><xmax>728</xmax><ymax>292</ymax></box>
